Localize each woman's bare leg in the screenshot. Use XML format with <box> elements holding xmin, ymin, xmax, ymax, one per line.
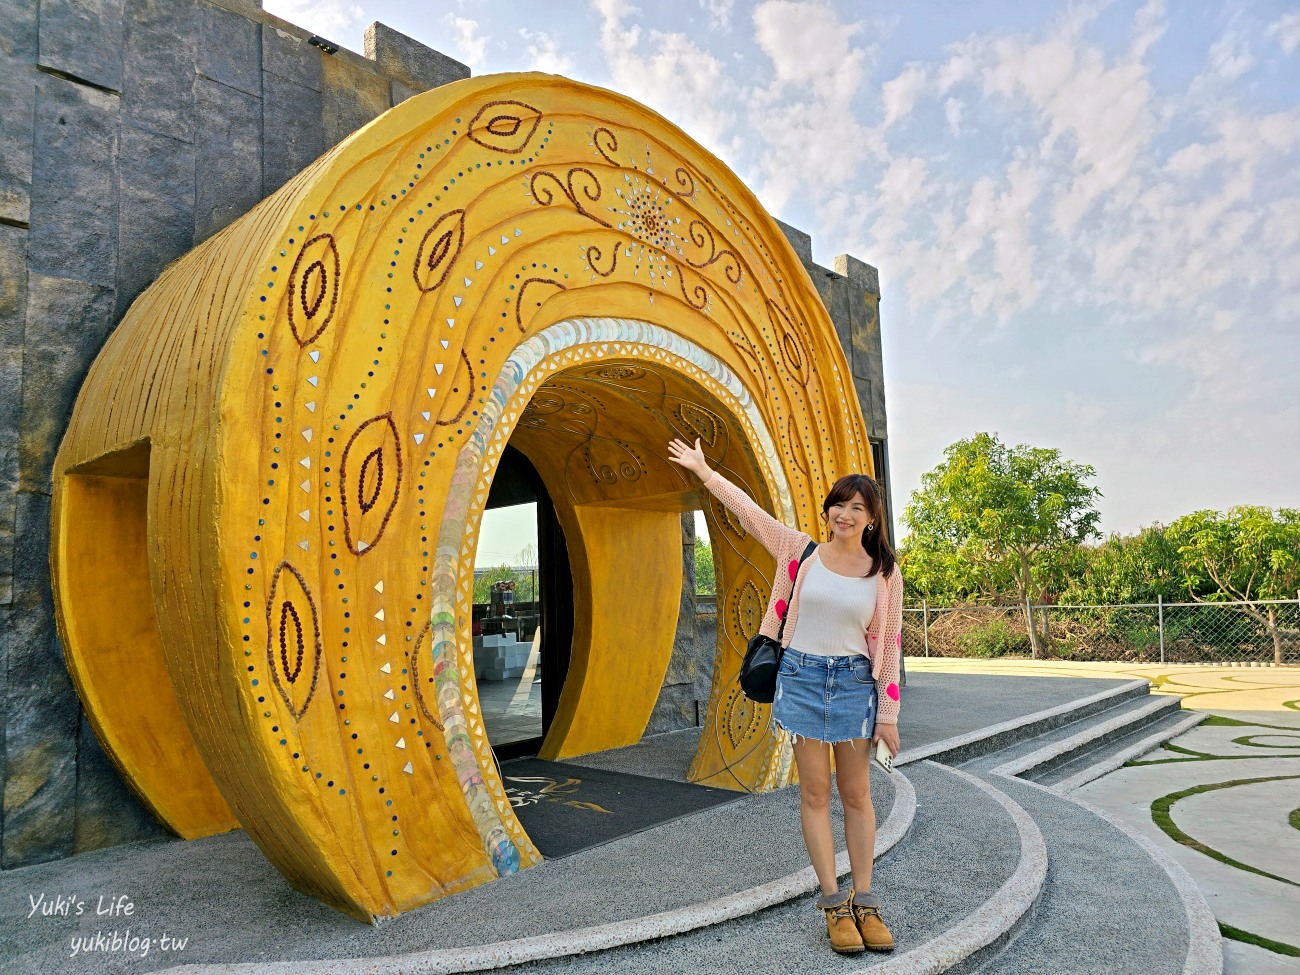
<box><xmin>833</xmin><ymin>738</ymin><xmax>875</xmax><ymax>893</ymax></box>
<box><xmin>791</xmin><ymin>736</ymin><xmax>839</xmax><ymax>894</ymax></box>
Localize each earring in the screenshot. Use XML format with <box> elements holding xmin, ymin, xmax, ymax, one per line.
<box><xmin>866</xmin><ymin>523</ymin><xmax>875</xmax><ymax>532</ymax></box>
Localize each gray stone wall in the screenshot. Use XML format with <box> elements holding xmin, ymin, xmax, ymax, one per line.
<box><xmin>0</xmin><ymin>0</ymin><xmax>470</xmax><ymax>869</ymax></box>
<box><xmin>0</xmin><ymin>0</ymin><xmax>888</xmax><ymax>864</ymax></box>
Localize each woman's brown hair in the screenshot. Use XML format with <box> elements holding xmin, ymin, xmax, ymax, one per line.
<box><xmin>821</xmin><ymin>473</ymin><xmax>896</xmax><ymax>579</ymax></box>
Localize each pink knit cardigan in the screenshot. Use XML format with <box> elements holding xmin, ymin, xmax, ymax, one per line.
<box><xmin>702</xmin><ymin>470</ymin><xmax>904</xmax><ymax>725</ymax></box>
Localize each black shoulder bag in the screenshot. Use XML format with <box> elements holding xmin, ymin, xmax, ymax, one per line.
<box><xmin>740</xmin><ymin>540</ymin><xmax>818</xmax><ymax>703</ymax></box>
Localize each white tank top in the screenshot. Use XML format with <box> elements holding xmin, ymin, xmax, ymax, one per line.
<box><xmin>786</xmin><ymin>558</ymin><xmax>878</xmax><ymax>657</ymax></box>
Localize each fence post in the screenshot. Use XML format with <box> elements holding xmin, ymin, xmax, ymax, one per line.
<box><xmin>923</xmin><ymin>599</ymin><xmax>930</xmax><ymax>658</ymax></box>
<box><xmin>1158</xmin><ymin>595</ymin><xmax>1165</xmax><ymax>665</ymax></box>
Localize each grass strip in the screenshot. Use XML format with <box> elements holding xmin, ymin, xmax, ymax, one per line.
<box><xmin>1219</xmin><ymin>922</ymin><xmax>1300</xmax><ymax>957</ymax></box>
<box><xmin>1151</xmin><ymin>775</ymin><xmax>1300</xmax><ymax>888</ymax></box>
<box><xmin>1290</xmin><ymin>807</ymin><xmax>1300</xmax><ymax>833</ymax></box>
<box><xmin>1127</xmin><ymin>753</ymin><xmax>1300</xmax><ymax>767</ymax></box>
<box><xmin>1201</xmin><ymin>715</ymin><xmax>1300</xmax><ymax>731</ymax></box>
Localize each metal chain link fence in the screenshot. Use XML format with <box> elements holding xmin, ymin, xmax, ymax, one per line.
<box><xmin>904</xmin><ymin>598</ymin><xmax>1300</xmax><ymax>665</ymax></box>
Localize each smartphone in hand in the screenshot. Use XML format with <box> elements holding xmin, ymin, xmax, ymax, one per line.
<box><xmin>873</xmin><ymin>739</ymin><xmax>894</xmax><ymax>774</ymax></box>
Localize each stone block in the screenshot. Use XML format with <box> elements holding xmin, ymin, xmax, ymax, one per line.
<box><xmin>262</xmin><ymin>23</ymin><xmax>322</xmax><ymax>90</ymax></box>
<box><xmin>0</xmin><ymin>0</ymin><xmax>40</xmax><ymax>62</ymax></box>
<box><xmin>390</xmin><ymin>80</ymin><xmax>421</xmax><ymax>107</ymax></box>
<box><xmin>36</xmin><ymin>0</ymin><xmax>126</xmax><ymax>92</ymax></box>
<box><xmin>775</xmin><ymin>218</ymin><xmax>813</xmax><ymax>267</ymax></box>
<box><xmin>18</xmin><ymin>274</ymin><xmax>116</xmax><ymax>494</ymax></box>
<box><xmin>116</xmin><ymin>123</ymin><xmax>195</xmax><ymax>318</ymax></box>
<box><xmin>74</xmin><ymin>712</ymin><xmax>166</xmax><ymax>854</ymax></box>
<box><xmin>364</xmin><ymin>22</ymin><xmax>469</xmax><ymax>93</ymax></box>
<box><xmin>27</xmin><ymin>77</ymin><xmax>119</xmax><ymax>288</ymax></box>
<box><xmin>196</xmin><ymin>0</ymin><xmax>261</xmax><ymax>96</ymax></box>
<box><xmin>0</xmin><ymin>493</ymin><xmax>14</xmax><ymax>605</ymax></box>
<box><xmin>194</xmin><ymin>77</ymin><xmax>262</xmax><ymax>244</ymax></box>
<box><xmin>0</xmin><ymin>63</ymin><xmax>36</xmax><ymax>225</ymax></box>
<box><xmin>833</xmin><ymin>253</ymin><xmax>880</xmax><ymax>295</ymax></box>
<box><xmin>122</xmin><ymin>0</ymin><xmax>198</xmax><ymax>143</ymax></box>
<box><xmin>261</xmin><ymin>70</ymin><xmax>324</xmax><ymax>196</ymax></box>
<box><xmin>813</xmin><ymin>268</ymin><xmax>853</xmax><ymax>363</ymax></box>
<box><xmin>2</xmin><ymin>682</ymin><xmax>79</xmax><ymax>867</ymax></box>
<box><xmin>322</xmin><ymin>54</ymin><xmax>391</xmax><ymax>150</ymax></box>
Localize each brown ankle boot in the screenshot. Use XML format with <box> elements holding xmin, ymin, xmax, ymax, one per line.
<box><xmin>816</xmin><ymin>890</ymin><xmax>865</xmax><ymax>955</ymax></box>
<box><xmin>851</xmin><ymin>890</ymin><xmax>895</xmax><ymax>952</ymax></box>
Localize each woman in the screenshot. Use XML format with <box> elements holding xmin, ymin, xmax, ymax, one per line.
<box><xmin>667</xmin><ymin>438</ymin><xmax>903</xmax><ymax>955</ymax></box>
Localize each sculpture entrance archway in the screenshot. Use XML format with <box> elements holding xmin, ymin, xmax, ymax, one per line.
<box><xmin>51</xmin><ymin>73</ymin><xmax>877</xmax><ymax>920</ymax></box>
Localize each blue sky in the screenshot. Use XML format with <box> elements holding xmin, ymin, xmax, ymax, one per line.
<box><xmin>267</xmin><ymin>0</ymin><xmax>1300</xmax><ymax>557</ymax></box>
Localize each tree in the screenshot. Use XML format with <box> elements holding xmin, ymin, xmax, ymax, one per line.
<box><xmin>903</xmin><ymin>432</ymin><xmax>1102</xmax><ymax>656</ymax></box>
<box><xmin>1059</xmin><ymin>526</ymin><xmax>1185</xmax><ymax>605</ymax></box>
<box><xmin>1166</xmin><ymin>507</ymin><xmax>1300</xmax><ymax>666</ymax></box>
<box><xmin>694</xmin><ymin>536</ymin><xmax>715</xmax><ymax>595</ymax></box>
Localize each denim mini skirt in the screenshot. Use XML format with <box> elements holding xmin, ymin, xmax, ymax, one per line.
<box><xmin>772</xmin><ymin>648</ymin><xmax>878</xmax><ymax>744</ymax></box>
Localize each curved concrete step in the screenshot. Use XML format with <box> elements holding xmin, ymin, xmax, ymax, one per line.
<box><xmin>417</xmin><ymin>761</ymin><xmax>1043</xmax><ymax>975</ymax></box>
<box><xmin>969</xmin><ymin>772</ymin><xmax>1222</xmax><ymax>975</ymax></box>
<box><xmin>902</xmin><ymin>679</ymin><xmax>1153</xmax><ymax>767</ymax></box>
<box><xmin>139</xmin><ymin>770</ymin><xmax>914</xmax><ymax>974</ymax></box>
<box><xmin>1044</xmin><ymin>710</ymin><xmax>1207</xmax><ymax>792</ymax></box>
<box><xmin>991</xmin><ymin>695</ymin><xmax>1183</xmax><ymax>780</ymax></box>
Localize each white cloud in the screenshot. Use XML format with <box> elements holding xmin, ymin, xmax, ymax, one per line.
<box><xmin>1206</xmin><ymin>32</ymin><xmax>1253</xmax><ymax>82</ymax></box>
<box><xmin>699</xmin><ymin>0</ymin><xmax>735</xmax><ymax>31</ymax></box>
<box><xmin>519</xmin><ymin>29</ymin><xmax>574</xmax><ymax>75</ymax></box>
<box><xmin>1267</xmin><ymin>12</ymin><xmax>1300</xmax><ymax>55</ymax></box>
<box><xmin>444</xmin><ymin>15</ymin><xmax>487</xmax><ymax>69</ymax></box>
<box><xmin>881</xmin><ymin>64</ymin><xmax>927</xmax><ymax>129</ymax></box>
<box><xmin>262</xmin><ymin>0</ymin><xmax>363</xmax><ymax>40</ymax></box>
<box><xmin>592</xmin><ymin>0</ymin><xmax>739</xmax><ymax>158</ymax></box>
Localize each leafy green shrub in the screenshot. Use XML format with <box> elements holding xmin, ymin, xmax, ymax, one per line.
<box><xmin>958</xmin><ymin>618</ymin><xmax>1029</xmax><ymax>658</ymax></box>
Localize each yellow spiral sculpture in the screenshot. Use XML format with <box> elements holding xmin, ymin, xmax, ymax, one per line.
<box><xmin>51</xmin><ymin>73</ymin><xmax>875</xmax><ymax>919</ymax></box>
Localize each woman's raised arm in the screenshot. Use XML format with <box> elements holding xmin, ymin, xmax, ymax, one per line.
<box><xmin>667</xmin><ymin>438</ymin><xmax>804</xmax><ymax>559</ymax></box>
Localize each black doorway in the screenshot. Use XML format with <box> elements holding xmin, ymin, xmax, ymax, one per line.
<box><xmin>480</xmin><ymin>445</ymin><xmax>574</xmax><ymax>760</ymax></box>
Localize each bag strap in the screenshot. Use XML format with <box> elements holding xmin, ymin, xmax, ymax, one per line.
<box><xmin>775</xmin><ymin>540</ymin><xmax>819</xmax><ymax>643</ymax></box>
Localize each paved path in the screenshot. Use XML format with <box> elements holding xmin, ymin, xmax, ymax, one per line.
<box><xmin>909</xmin><ymin>658</ymin><xmax>1300</xmax><ymax>973</ymax></box>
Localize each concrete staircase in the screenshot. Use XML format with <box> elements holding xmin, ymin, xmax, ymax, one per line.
<box><xmin>140</xmin><ymin>678</ymin><xmax>1218</xmax><ymax>975</ymax></box>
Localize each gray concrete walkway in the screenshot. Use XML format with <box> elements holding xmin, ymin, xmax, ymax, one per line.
<box><xmin>0</xmin><ymin>672</ymin><xmax>1132</xmax><ymax>975</ymax></box>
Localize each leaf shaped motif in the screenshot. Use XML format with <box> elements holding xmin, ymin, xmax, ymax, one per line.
<box><xmin>724</xmin><ymin>688</ymin><xmax>764</xmax><ymax>752</ymax></box>
<box><xmin>729</xmin><ymin>578</ymin><xmax>765</xmax><ymax>643</ymax></box>
<box><xmin>340</xmin><ymin>413</ymin><xmax>403</xmax><ymax>556</ymax></box>
<box><xmin>676</xmin><ymin>401</ymin><xmax>722</xmax><ymax>448</ymax></box>
<box><xmin>265</xmin><ymin>561</ymin><xmax>322</xmax><ymax>719</ymax></box>
<box><xmin>414</xmin><ymin>210</ymin><xmax>466</xmax><ymax>293</ymax></box>
<box><xmin>467</xmin><ymin>100</ymin><xmax>543</xmax><ymax>155</ymax></box>
<box><xmin>288</xmin><ymin>234</ymin><xmax>340</xmax><ymax>347</ymax></box>
<box><xmin>767</xmin><ymin>300</ymin><xmax>811</xmax><ymax>387</ymax></box>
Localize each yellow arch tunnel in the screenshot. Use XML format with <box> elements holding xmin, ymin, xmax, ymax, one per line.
<box><xmin>51</xmin><ymin>73</ymin><xmax>876</xmax><ymax>920</ymax></box>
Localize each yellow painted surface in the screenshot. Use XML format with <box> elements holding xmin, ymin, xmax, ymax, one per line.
<box><xmin>51</xmin><ymin>73</ymin><xmax>875</xmax><ymax>917</ymax></box>
<box><xmin>540</xmin><ymin>506</ymin><xmax>682</xmax><ymax>758</ymax></box>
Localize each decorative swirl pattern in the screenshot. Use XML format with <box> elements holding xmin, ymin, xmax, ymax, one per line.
<box><xmin>265</xmin><ymin>561</ymin><xmax>322</xmax><ymax>719</ymax></box>
<box><xmin>675</xmin><ymin>261</ymin><xmax>709</xmax><ymax>310</ymax></box>
<box><xmin>515</xmin><ymin>277</ymin><xmax>568</xmax><ymax>332</ymax></box>
<box><xmin>670</xmin><ymin>166</ymin><xmax>697</xmax><ymax>198</ymax></box>
<box><xmin>592</xmin><ymin>126</ymin><xmax>620</xmax><ymax>167</ymax></box>
<box><xmin>339</xmin><ymin>413</ymin><xmax>402</xmax><ymax>556</ymax></box>
<box><xmin>584</xmin><ymin>437</ymin><xmax>645</xmax><ymax>485</ymax></box>
<box><xmin>586</xmin><ymin>243</ymin><xmax>618</xmax><ymax>277</ymax></box>
<box><xmin>528</xmin><ymin>168</ymin><xmax>612</xmax><ymax>228</ymax></box>
<box><xmin>288</xmin><ymin>234</ymin><xmax>340</xmax><ymax>347</ymax></box>
<box><xmin>686</xmin><ymin>220</ymin><xmax>742</xmax><ymax>285</ymax></box>
<box><xmin>467</xmin><ymin>100</ymin><xmax>543</xmax><ymax>154</ymax></box>
<box><xmin>413</xmin><ymin>210</ymin><xmax>466</xmax><ymax>293</ymax></box>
